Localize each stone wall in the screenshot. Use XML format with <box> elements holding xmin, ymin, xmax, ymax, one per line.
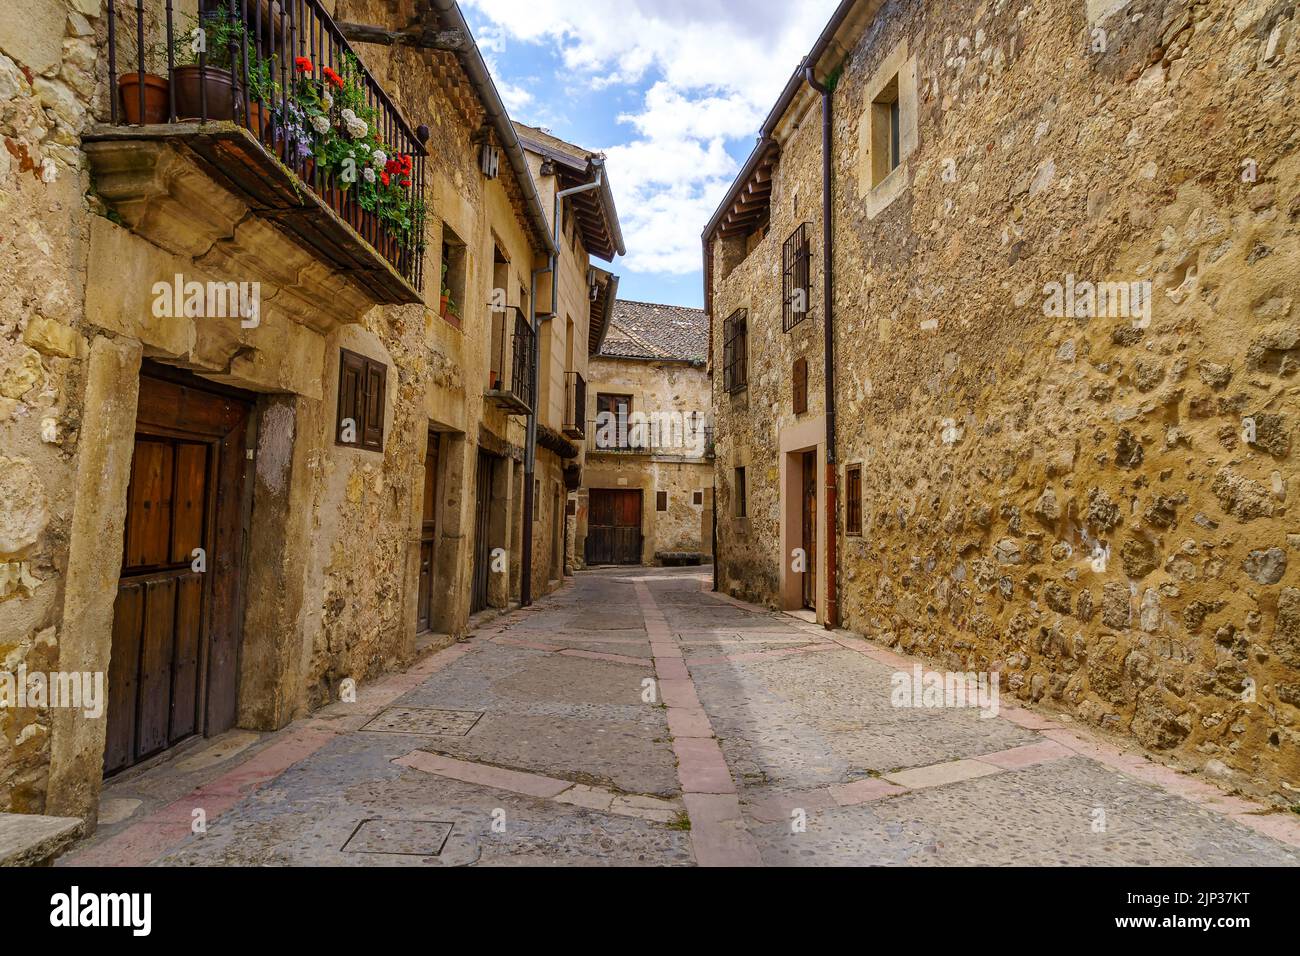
<box><xmin>1</xmin><ymin>0</ymin><xmax>102</xmax><ymax>813</ymax></box>
<box><xmin>578</xmin><ymin>355</ymin><xmax>712</xmax><ymax>565</ymax></box>
<box><xmin>712</xmin><ymin>0</ymin><xmax>1300</xmax><ymax>800</ymax></box>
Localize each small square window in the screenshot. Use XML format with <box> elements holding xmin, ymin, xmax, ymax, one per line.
<box><xmin>336</xmin><ymin>348</ymin><xmax>386</xmax><ymax>452</ymax></box>
<box><xmin>693</xmin><ymin>491</ymin><xmax>703</xmax><ymax>506</ymax></box>
<box><xmin>656</xmin><ymin>491</ymin><xmax>668</xmax><ymax>512</ymax></box>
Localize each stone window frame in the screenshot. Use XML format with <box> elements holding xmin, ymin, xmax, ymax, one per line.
<box><xmin>734</xmin><ymin>466</ymin><xmax>748</xmax><ymax>518</ymax></box>
<box><xmin>857</xmin><ymin>39</ymin><xmax>919</xmax><ymax>220</ymax></box>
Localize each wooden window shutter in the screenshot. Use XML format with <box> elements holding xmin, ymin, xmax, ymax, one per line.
<box><xmin>337</xmin><ymin>350</ymin><xmax>365</xmax><ymax>446</ymax></box>
<box><xmin>362</xmin><ymin>360</ymin><xmax>386</xmax><ymax>451</ymax></box>
<box><xmin>656</xmin><ymin>491</ymin><xmax>668</xmax><ymax>512</ymax></box>
<box><xmin>793</xmin><ymin>357</ymin><xmax>808</xmax><ymax>414</ymax></box>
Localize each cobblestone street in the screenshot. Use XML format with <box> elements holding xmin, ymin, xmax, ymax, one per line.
<box><xmin>61</xmin><ymin>568</ymin><xmax>1300</xmax><ymax>867</ymax></box>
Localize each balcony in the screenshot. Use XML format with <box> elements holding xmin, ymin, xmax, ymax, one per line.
<box><xmin>563</xmin><ymin>372</ymin><xmax>586</xmax><ymax>439</ymax></box>
<box><xmin>486</xmin><ymin>307</ymin><xmax>535</xmax><ymax>416</ymax></box>
<box><xmin>88</xmin><ymin>0</ymin><xmax>428</xmax><ymax>311</ymax></box>
<box><xmin>587</xmin><ymin>417</ymin><xmax>713</xmax><ymax>460</ymax></box>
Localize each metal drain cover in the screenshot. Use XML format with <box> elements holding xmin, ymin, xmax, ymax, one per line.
<box><xmin>342</xmin><ymin>819</ymin><xmax>454</xmax><ymax>856</ymax></box>
<box><xmin>361</xmin><ymin>706</ymin><xmax>484</xmax><ymax>736</ymax></box>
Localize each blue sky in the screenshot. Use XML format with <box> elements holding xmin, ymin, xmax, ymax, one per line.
<box><xmin>462</xmin><ymin>0</ymin><xmax>841</xmax><ymax>308</ymax></box>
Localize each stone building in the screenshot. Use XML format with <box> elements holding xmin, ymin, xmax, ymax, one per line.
<box><xmin>704</xmin><ymin>0</ymin><xmax>1300</xmax><ymax>798</ymax></box>
<box><xmin>573</xmin><ymin>300</ymin><xmax>714</xmax><ymax>568</ymax></box>
<box><xmin>0</xmin><ymin>0</ymin><xmax>620</xmax><ymax>826</ymax></box>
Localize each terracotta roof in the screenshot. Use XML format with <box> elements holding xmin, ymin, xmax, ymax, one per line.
<box><xmin>599</xmin><ymin>299</ymin><xmax>709</xmax><ymax>363</ymax></box>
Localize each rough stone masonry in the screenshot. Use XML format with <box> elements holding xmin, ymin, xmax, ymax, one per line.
<box><xmin>709</xmin><ymin>0</ymin><xmax>1300</xmax><ymax>803</ymax></box>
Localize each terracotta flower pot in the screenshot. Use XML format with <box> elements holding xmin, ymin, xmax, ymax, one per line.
<box><xmin>439</xmin><ymin>294</ymin><xmax>450</xmax><ymax>318</ymax></box>
<box><xmin>117</xmin><ymin>72</ymin><xmax>169</xmax><ymax>125</ymax></box>
<box><xmin>172</xmin><ymin>65</ymin><xmax>235</xmax><ymax>121</ymax></box>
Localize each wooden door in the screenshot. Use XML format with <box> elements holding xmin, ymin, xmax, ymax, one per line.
<box><xmin>105</xmin><ymin>371</ymin><xmax>252</xmax><ymax>776</ymax></box>
<box><xmin>801</xmin><ymin>451</ymin><xmax>817</xmax><ymax>610</ymax></box>
<box><xmin>417</xmin><ymin>436</ymin><xmax>439</xmax><ymax>633</ymax></box>
<box><xmin>586</xmin><ymin>489</ymin><xmax>642</xmax><ymax>565</ymax></box>
<box><xmin>471</xmin><ymin>450</ymin><xmax>495</xmax><ymax>614</ymax></box>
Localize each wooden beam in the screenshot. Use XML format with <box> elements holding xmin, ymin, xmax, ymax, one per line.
<box><xmin>337</xmin><ymin>22</ymin><xmax>468</xmax><ymax>51</ymax></box>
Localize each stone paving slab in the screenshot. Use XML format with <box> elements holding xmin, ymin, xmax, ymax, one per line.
<box><xmin>59</xmin><ymin>566</ymin><xmax>1300</xmax><ymax>867</ymax></box>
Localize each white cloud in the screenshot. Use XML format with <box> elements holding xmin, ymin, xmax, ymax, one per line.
<box><xmin>463</xmin><ymin>0</ymin><xmax>840</xmax><ymax>276</ymax></box>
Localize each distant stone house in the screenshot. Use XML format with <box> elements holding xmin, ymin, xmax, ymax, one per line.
<box><xmin>573</xmin><ymin>300</ymin><xmax>714</xmax><ymax>568</ymax></box>
<box><xmin>0</xmin><ymin>0</ymin><xmax>622</xmax><ymax>826</ymax></box>
<box><xmin>703</xmin><ymin>0</ymin><xmax>1300</xmax><ymax>800</ymax></box>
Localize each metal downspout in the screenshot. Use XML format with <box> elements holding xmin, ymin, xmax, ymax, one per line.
<box><xmin>806</xmin><ymin>66</ymin><xmax>839</xmax><ymax>631</ymax></box>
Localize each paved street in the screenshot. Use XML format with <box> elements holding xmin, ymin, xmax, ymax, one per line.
<box><xmin>63</xmin><ymin>568</ymin><xmax>1300</xmax><ymax>866</ymax></box>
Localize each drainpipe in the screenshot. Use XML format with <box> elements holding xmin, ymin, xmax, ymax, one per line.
<box><xmin>805</xmin><ymin>66</ymin><xmax>839</xmax><ymax>631</ymax></box>
<box><xmin>521</xmin><ymin>161</ymin><xmax>605</xmax><ymax>607</ymax></box>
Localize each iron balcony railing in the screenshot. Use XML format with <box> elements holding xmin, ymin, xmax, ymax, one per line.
<box><xmin>106</xmin><ymin>0</ymin><xmax>427</xmax><ymax>291</ymax></box>
<box><xmin>587</xmin><ymin>417</ymin><xmax>713</xmax><ymax>459</ymax></box>
<box><xmin>487</xmin><ymin>306</ymin><xmax>535</xmax><ymax>415</ymax></box>
<box><xmin>563</xmin><ymin>371</ymin><xmax>586</xmax><ymax>438</ymax></box>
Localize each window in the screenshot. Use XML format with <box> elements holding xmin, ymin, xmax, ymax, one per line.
<box><xmin>656</xmin><ymin>491</ymin><xmax>668</xmax><ymax>512</ymax></box>
<box><xmin>693</xmin><ymin>491</ymin><xmax>703</xmax><ymax>506</ymax></box>
<box><xmin>793</xmin><ymin>357</ymin><xmax>808</xmax><ymax>415</ymax></box>
<box><xmin>440</xmin><ymin>224</ymin><xmax>468</xmax><ymax>327</ymax></box>
<box><xmin>846</xmin><ymin>465</ymin><xmax>863</xmax><ymax>535</ymax></box>
<box><xmin>734</xmin><ymin>467</ymin><xmax>747</xmax><ymax>518</ymax></box>
<box><xmin>871</xmin><ymin>74</ymin><xmax>901</xmax><ymax>188</ymax></box>
<box><xmin>782</xmin><ymin>223</ymin><xmax>811</xmax><ymax>332</ymax></box>
<box><xmin>566</xmin><ymin>498</ymin><xmax>577</xmax><ymax>516</ymax></box>
<box><xmin>336</xmin><ymin>349</ymin><xmax>387</xmax><ymax>451</ymax></box>
<box><xmin>723</xmin><ymin>309</ymin><xmax>748</xmax><ymax>394</ymax></box>
<box><xmin>596</xmin><ymin>393</ymin><xmax>633</xmax><ymax>449</ymax></box>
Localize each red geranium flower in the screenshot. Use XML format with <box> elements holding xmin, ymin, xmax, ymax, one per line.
<box><xmin>401</xmin><ymin>178</ymin><xmax>411</xmax><ymax>188</ymax></box>
<box><xmin>321</xmin><ymin>66</ymin><xmax>343</xmax><ymax>89</ymax></box>
<box><xmin>380</xmin><ymin>171</ymin><xmax>391</xmax><ymax>186</ymax></box>
<box><xmin>294</xmin><ymin>57</ymin><xmax>313</xmax><ymax>74</ymax></box>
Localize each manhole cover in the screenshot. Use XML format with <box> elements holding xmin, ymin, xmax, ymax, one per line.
<box><xmin>341</xmin><ymin>819</ymin><xmax>454</xmax><ymax>856</ymax></box>
<box><xmin>361</xmin><ymin>706</ymin><xmax>484</xmax><ymax>736</ymax></box>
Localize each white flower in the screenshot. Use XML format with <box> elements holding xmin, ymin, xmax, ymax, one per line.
<box><xmin>345</xmin><ymin>117</ymin><xmax>368</xmax><ymax>139</ymax></box>
<box><xmin>363</xmin><ymin>167</ymin><xmax>376</xmax><ymax>183</ymax></box>
<box><xmin>372</xmin><ymin>149</ymin><xmax>387</xmax><ymax>168</ymax></box>
<box><xmin>340</xmin><ymin>108</ymin><xmax>356</xmax><ymax>124</ymax></box>
<box><xmin>310</xmin><ymin>114</ymin><xmax>330</xmax><ymax>135</ymax></box>
<box><xmin>321</xmin><ymin>91</ymin><xmax>333</xmax><ymax>110</ymax></box>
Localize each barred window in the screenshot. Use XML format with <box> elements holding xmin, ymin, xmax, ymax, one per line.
<box><xmin>723</xmin><ymin>309</ymin><xmax>748</xmax><ymax>394</ymax></box>
<box><xmin>846</xmin><ymin>465</ymin><xmax>862</xmax><ymax>535</ymax></box>
<box><xmin>782</xmin><ymin>223</ymin><xmax>811</xmax><ymax>332</ymax></box>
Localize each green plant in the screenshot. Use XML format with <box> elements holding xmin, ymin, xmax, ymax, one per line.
<box><xmin>175</xmin><ymin>7</ymin><xmax>248</xmax><ymax>71</ymax></box>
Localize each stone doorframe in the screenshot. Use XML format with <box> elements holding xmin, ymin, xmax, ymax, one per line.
<box><xmin>777</xmin><ymin>415</ymin><xmax>827</xmax><ymax>620</ymax></box>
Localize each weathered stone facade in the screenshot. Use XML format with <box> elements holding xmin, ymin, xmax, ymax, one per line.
<box><xmin>1</xmin><ymin>0</ymin><xmax>618</xmax><ymax>823</ymax></box>
<box><xmin>708</xmin><ymin>0</ymin><xmax>1300</xmax><ymax>800</ymax></box>
<box><xmin>576</xmin><ymin>301</ymin><xmax>713</xmax><ymax>567</ymax></box>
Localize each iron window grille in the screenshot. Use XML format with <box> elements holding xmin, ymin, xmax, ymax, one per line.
<box><xmin>782</xmin><ymin>222</ymin><xmax>812</xmax><ymax>332</ymax></box>
<box><xmin>723</xmin><ymin>309</ymin><xmax>748</xmax><ymax>394</ymax></box>
<box><xmin>846</xmin><ymin>465</ymin><xmax>863</xmax><ymax>535</ymax></box>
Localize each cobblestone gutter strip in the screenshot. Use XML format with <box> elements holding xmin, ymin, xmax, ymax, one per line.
<box><xmin>635</xmin><ymin>580</ymin><xmax>762</xmax><ymax>867</ymax></box>
<box><xmin>699</xmin><ymin>587</ymin><xmax>1300</xmax><ymax>850</ymax></box>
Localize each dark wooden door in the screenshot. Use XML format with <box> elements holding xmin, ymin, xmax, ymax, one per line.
<box><xmin>801</xmin><ymin>451</ymin><xmax>817</xmax><ymax>610</ymax></box>
<box><xmin>417</xmin><ymin>436</ymin><xmax>439</xmax><ymax>633</ymax></box>
<box><xmin>586</xmin><ymin>489</ymin><xmax>642</xmax><ymax>565</ymax></box>
<box><xmin>471</xmin><ymin>450</ymin><xmax>495</xmax><ymax>614</ymax></box>
<box><xmin>105</xmin><ymin>372</ymin><xmax>252</xmax><ymax>777</ymax></box>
